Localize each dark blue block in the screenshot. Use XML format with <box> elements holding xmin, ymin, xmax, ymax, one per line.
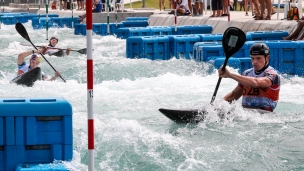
<box><xmin>148</xmin><ymin>26</ymin><xmax>172</xmax><ymax>36</ymax></box>
<box><xmin>93</xmin><ymin>23</ymin><xmax>107</xmax><ymax>35</ymax></box>
<box><xmin>178</xmin><ymin>25</ymin><xmax>213</xmax><ymax>35</ymax></box>
<box><xmin>126</xmin><ymin>36</ymin><xmax>170</xmax><ymax>60</ymax></box>
<box><xmin>16</xmin><ymin>163</ymin><xmax>69</xmax><ymax>171</ymax></box>
<box><xmin>31</xmin><ymin>17</ymin><xmax>54</xmax><ymax>29</ymax></box>
<box><xmin>198</xmin><ymin>45</ymin><xmax>223</xmax><ymax>61</ymax></box>
<box><xmin>109</xmin><ymin>23</ymin><xmax>124</xmax><ymax>35</ymax></box>
<box><xmin>212</xmin><ymin>57</ymin><xmax>252</xmax><ymax>73</ymax></box>
<box><xmin>126</xmin><ymin>17</ymin><xmax>148</xmax><ymax>21</ymax></box>
<box><xmin>193</xmin><ymin>42</ymin><xmax>221</xmax><ymax>60</ymax></box>
<box><xmin>116</xmin><ymin>27</ymin><xmax>151</xmax><ymax>39</ymax></box>
<box><xmin>121</xmin><ymin>20</ymin><xmax>149</xmax><ymax>27</ymax></box>
<box><xmin>247</xmin><ymin>31</ymin><xmax>289</xmax><ymax>40</ymax></box>
<box><xmin>74</xmin><ymin>23</ymin><xmax>86</xmax><ymax>35</ymax></box>
<box><xmin>168</xmin><ymin>35</ymin><xmax>201</xmax><ymax>59</ymax></box>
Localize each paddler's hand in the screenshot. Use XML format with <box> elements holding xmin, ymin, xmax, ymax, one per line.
<box><xmin>50</xmin><ymin>71</ymin><xmax>61</xmax><ymax>81</ymax></box>
<box><xmin>35</xmin><ymin>48</ymin><xmax>44</xmax><ymax>54</ymax></box>
<box><xmin>66</xmin><ymin>48</ymin><xmax>71</xmax><ymax>55</ymax></box>
<box><xmin>218</xmin><ymin>67</ymin><xmax>231</xmax><ymax>78</ymax></box>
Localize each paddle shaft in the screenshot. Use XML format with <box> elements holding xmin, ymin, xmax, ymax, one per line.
<box><xmin>210</xmin><ymin>59</ymin><xmax>229</xmax><ymax>104</ymax></box>
<box><xmin>31</xmin><ymin>41</ymin><xmax>66</xmax><ymax>82</ymax></box>
<box><xmin>36</xmin><ymin>45</ymin><xmax>86</xmax><ymax>53</ymax></box>
<box><xmin>20</xmin><ymin>43</ymin><xmax>87</xmax><ymax>54</ymax></box>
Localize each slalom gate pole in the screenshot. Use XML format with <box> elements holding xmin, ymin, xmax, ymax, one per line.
<box><xmin>86</xmin><ymin>0</ymin><xmax>94</xmax><ymax>170</ymax></box>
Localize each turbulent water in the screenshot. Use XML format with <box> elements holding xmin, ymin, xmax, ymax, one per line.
<box><xmin>1</xmin><ymin>22</ymin><xmax>304</xmax><ymax>171</ymax></box>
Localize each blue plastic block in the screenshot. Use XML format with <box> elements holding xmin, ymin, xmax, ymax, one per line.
<box><xmin>179</xmin><ymin>25</ymin><xmax>213</xmax><ymax>35</ymax></box>
<box><xmin>16</xmin><ymin>163</ymin><xmax>69</xmax><ymax>171</ymax></box>
<box><xmin>193</xmin><ymin>42</ymin><xmax>221</xmax><ymax>60</ymax></box>
<box><xmin>51</xmin><ymin>17</ymin><xmax>63</xmax><ymax>28</ymax></box>
<box><xmin>51</xmin><ymin>17</ymin><xmax>76</xmax><ymax>28</ymax></box>
<box><xmin>246</xmin><ymin>40</ymin><xmax>302</xmax><ymax>76</ymax></box>
<box><xmin>197</xmin><ymin>45</ymin><xmax>224</xmax><ymax>61</ymax></box>
<box><xmin>0</xmin><ymin>98</ymin><xmax>72</xmax><ymax>117</ymax></box>
<box><xmin>168</xmin><ymin>35</ymin><xmax>201</xmax><ymax>59</ymax></box>
<box><xmin>0</xmin><ymin>117</ymin><xmax>15</xmax><ymax>146</ymax></box>
<box><xmin>0</xmin><ymin>98</ymin><xmax>73</xmax><ymax>146</ymax></box>
<box><xmin>74</xmin><ymin>23</ymin><xmax>86</xmax><ymax>35</ymax></box>
<box><xmin>197</xmin><ymin>32</ymin><xmax>252</xmax><ymax>42</ymax></box>
<box><xmin>295</xmin><ymin>41</ymin><xmax>304</xmax><ymax>76</ymax></box>
<box><xmin>169</xmin><ymin>26</ymin><xmax>181</xmax><ymax>35</ymax></box>
<box><xmin>247</xmin><ymin>31</ymin><xmax>289</xmax><ymax>40</ymax></box>
<box><xmin>246</xmin><ymin>32</ymin><xmax>252</xmax><ymax>41</ymax></box>
<box><xmin>121</xmin><ymin>20</ymin><xmax>149</xmax><ymax>27</ymax></box>
<box><xmin>109</xmin><ymin>23</ymin><xmax>124</xmax><ymax>35</ymax></box>
<box><xmin>148</xmin><ymin>26</ymin><xmax>172</xmax><ymax>36</ymax></box>
<box><xmin>0</xmin><ymin>118</ymin><xmax>3</xmax><ymax>145</ymax></box>
<box><xmin>2</xmin><ymin>145</ymin><xmax>72</xmax><ymax>171</ymax></box>
<box><xmin>239</xmin><ymin>58</ymin><xmax>252</xmax><ymax>73</ymax></box>
<box><xmin>15</xmin><ymin>15</ymin><xmax>28</xmax><ymax>23</ymax></box>
<box><xmin>214</xmin><ymin>58</ymin><xmax>241</xmax><ymax>70</ymax></box>
<box><xmin>31</xmin><ymin>17</ymin><xmax>54</xmax><ymax>30</ymax></box>
<box><xmin>39</xmin><ymin>14</ymin><xmax>59</xmax><ymax>18</ymax></box>
<box><xmin>125</xmin><ymin>17</ymin><xmax>148</xmax><ymax>21</ymax></box>
<box><xmin>5</xmin><ymin>117</ymin><xmax>15</xmax><ymax>146</ymax></box>
<box><xmin>23</xmin><ymin>13</ymin><xmax>40</xmax><ymax>21</ymax></box>
<box><xmin>128</xmin><ymin>27</ymin><xmax>151</xmax><ymax>37</ymax></box>
<box><xmin>15</xmin><ymin>117</ymin><xmax>24</xmax><ymax>146</ymax></box>
<box><xmin>93</xmin><ymin>23</ymin><xmax>107</xmax><ymax>35</ymax></box>
<box><xmin>2</xmin><ymin>16</ymin><xmax>17</xmax><ymax>25</ymax></box>
<box><xmin>116</xmin><ymin>27</ymin><xmax>151</xmax><ymax>39</ymax></box>
<box><xmin>212</xmin><ymin>57</ymin><xmax>252</xmax><ymax>73</ymax></box>
<box><xmin>198</xmin><ymin>34</ymin><xmax>223</xmax><ymax>42</ymax></box>
<box><xmin>126</xmin><ymin>36</ymin><xmax>170</xmax><ymax>60</ymax></box>
<box><xmin>232</xmin><ymin>43</ymin><xmax>249</xmax><ymax>58</ymax></box>
<box><xmin>267</xmin><ymin>40</ymin><xmax>300</xmax><ymax>74</ymax></box>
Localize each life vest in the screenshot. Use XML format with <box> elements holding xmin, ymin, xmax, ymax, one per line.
<box><xmin>239</xmin><ymin>66</ymin><xmax>280</xmax><ymax>112</ymax></box>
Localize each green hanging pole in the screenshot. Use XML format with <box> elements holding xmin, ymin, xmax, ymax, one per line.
<box><xmin>107</xmin><ymin>0</ymin><xmax>110</xmax><ymax>35</ymax></box>
<box><xmin>71</xmin><ymin>0</ymin><xmax>74</xmax><ymax>28</ymax></box>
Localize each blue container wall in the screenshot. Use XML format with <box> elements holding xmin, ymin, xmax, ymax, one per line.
<box><xmin>0</xmin><ymin>98</ymin><xmax>73</xmax><ymax>171</ymax></box>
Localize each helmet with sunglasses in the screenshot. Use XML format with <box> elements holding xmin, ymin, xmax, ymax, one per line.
<box><xmin>31</xmin><ymin>54</ymin><xmax>43</xmax><ymax>63</ymax></box>
<box><xmin>250</xmin><ymin>43</ymin><xmax>270</xmax><ymax>57</ymax></box>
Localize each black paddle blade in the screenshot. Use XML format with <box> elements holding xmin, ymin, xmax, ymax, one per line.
<box><xmin>77</xmin><ymin>48</ymin><xmax>87</xmax><ymax>54</ymax></box>
<box><xmin>15</xmin><ymin>22</ymin><xmax>31</xmax><ymax>42</ymax></box>
<box><xmin>221</xmin><ymin>27</ymin><xmax>246</xmax><ymax>68</ymax></box>
<box><xmin>210</xmin><ymin>27</ymin><xmax>246</xmax><ymax>104</ymax></box>
<box><xmin>50</xmin><ymin>50</ymin><xmax>65</xmax><ymax>57</ymax></box>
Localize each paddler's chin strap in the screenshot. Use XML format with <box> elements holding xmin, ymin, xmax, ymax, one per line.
<box><xmin>254</xmin><ymin>55</ymin><xmax>269</xmax><ymax>75</ymax></box>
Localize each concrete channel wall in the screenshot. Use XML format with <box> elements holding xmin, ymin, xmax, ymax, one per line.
<box><xmin>2</xmin><ymin>5</ymin><xmax>299</xmax><ymax>34</ymax></box>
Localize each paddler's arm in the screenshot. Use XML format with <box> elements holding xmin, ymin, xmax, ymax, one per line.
<box><xmin>219</xmin><ymin>67</ymin><xmax>272</xmax><ymax>88</ymax></box>
<box><xmin>223</xmin><ymin>85</ymin><xmax>243</xmax><ymax>103</ymax></box>
<box><xmin>49</xmin><ymin>71</ymin><xmax>61</xmax><ymax>81</ymax></box>
<box><xmin>66</xmin><ymin>48</ymin><xmax>72</xmax><ymax>55</ymax></box>
<box><xmin>17</xmin><ymin>49</ymin><xmax>42</xmax><ymax>65</ymax></box>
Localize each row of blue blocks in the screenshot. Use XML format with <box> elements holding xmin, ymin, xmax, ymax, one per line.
<box><xmin>116</xmin><ymin>25</ymin><xmax>213</xmax><ymax>39</ymax></box>
<box><xmin>0</xmin><ymin>13</ymin><xmax>59</xmax><ymax>25</ymax></box>
<box><xmin>126</xmin><ymin>31</ymin><xmax>288</xmax><ymax>61</ymax></box>
<box><xmin>0</xmin><ymin>98</ymin><xmax>73</xmax><ymax>171</ymax></box>
<box><xmin>32</xmin><ymin>17</ymin><xmax>80</xmax><ymax>29</ymax></box>
<box><xmin>74</xmin><ymin>24</ymin><xmax>213</xmax><ymax>37</ymax></box>
<box><xmin>197</xmin><ymin>40</ymin><xmax>304</xmax><ymax>76</ymax></box>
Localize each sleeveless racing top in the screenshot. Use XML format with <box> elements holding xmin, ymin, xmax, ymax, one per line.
<box><xmin>18</xmin><ymin>62</ymin><xmax>46</xmax><ymax>78</ymax></box>
<box><xmin>238</xmin><ymin>66</ymin><xmax>280</xmax><ymax>112</ymax></box>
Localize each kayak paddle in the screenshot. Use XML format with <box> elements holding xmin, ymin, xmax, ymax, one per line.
<box><xmin>210</xmin><ymin>27</ymin><xmax>246</xmax><ymax>104</ymax></box>
<box><xmin>15</xmin><ymin>22</ymin><xmax>66</xmax><ymax>83</ymax></box>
